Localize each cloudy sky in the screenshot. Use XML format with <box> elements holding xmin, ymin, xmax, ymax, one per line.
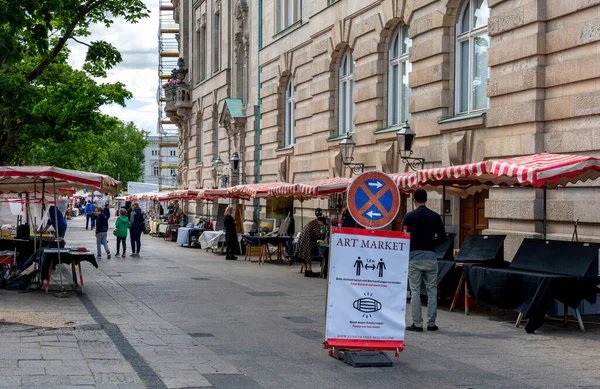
<box><xmin>68</xmin><ymin>0</ymin><xmax>160</xmax><ymax>134</ymax></box>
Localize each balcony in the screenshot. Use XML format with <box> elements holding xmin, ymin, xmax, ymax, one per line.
<box><xmin>176</xmin><ymin>83</ymin><xmax>193</xmax><ymax>114</ymax></box>
<box><xmin>162</xmin><ymin>57</ymin><xmax>192</xmax><ymax>121</ymax></box>
<box><xmin>164</xmin><ymin>82</ymin><xmax>178</xmax><ymax>114</ymax></box>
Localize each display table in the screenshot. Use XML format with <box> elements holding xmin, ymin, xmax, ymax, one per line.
<box><xmin>199</xmin><ymin>231</ymin><xmax>242</xmax><ymax>253</ymax></box>
<box><xmin>149</xmin><ymin>221</ymin><xmax>165</xmax><ymax>234</ymax></box>
<box><xmin>176</xmin><ymin>227</ymin><xmax>206</xmax><ymax>247</ymax></box>
<box><xmin>464</xmin><ymin>238</ymin><xmax>600</xmax><ymax>333</ymax></box>
<box><xmin>242</xmin><ymin>235</ymin><xmax>293</xmax><ymax>264</ymax></box>
<box><xmin>41</xmin><ymin>248</ymin><xmax>98</xmax><ymax>293</ymax></box>
<box><xmin>157</xmin><ymin>223</ymin><xmax>169</xmax><ymax>235</ymax></box>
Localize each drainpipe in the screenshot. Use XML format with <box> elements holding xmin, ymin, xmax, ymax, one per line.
<box><xmin>253</xmin><ymin>0</ymin><xmax>263</xmax><ymax>222</ymax></box>
<box><xmin>256</xmin><ymin>0</ymin><xmax>263</xmax><ymax>184</ymax></box>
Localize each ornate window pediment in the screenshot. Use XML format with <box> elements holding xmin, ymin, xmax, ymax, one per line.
<box><xmin>219</xmin><ymin>98</ymin><xmax>247</xmax><ymax>137</ymax></box>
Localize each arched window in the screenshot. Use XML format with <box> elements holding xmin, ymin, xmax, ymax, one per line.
<box><xmin>456</xmin><ymin>0</ymin><xmax>490</xmax><ymax>114</ymax></box>
<box><xmin>284</xmin><ymin>77</ymin><xmax>295</xmax><ymax>146</ymax></box>
<box><xmin>338</xmin><ymin>50</ymin><xmax>355</xmax><ymax>135</ymax></box>
<box><xmin>388</xmin><ymin>24</ymin><xmax>412</xmax><ymax>126</ymax></box>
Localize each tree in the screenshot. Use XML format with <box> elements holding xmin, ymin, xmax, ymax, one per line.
<box><xmin>31</xmin><ymin>117</ymin><xmax>147</xmax><ymax>190</ymax></box>
<box><xmin>0</xmin><ymin>0</ymin><xmax>149</xmax><ymax>164</ymax></box>
<box><xmin>0</xmin><ymin>51</ymin><xmax>132</xmax><ymax>164</ymax></box>
<box><xmin>0</xmin><ymin>0</ymin><xmax>148</xmax><ymax>79</ymax></box>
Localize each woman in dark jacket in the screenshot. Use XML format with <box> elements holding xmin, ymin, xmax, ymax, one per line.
<box><xmin>296</xmin><ymin>217</ymin><xmax>326</xmax><ymax>277</ymax></box>
<box><xmin>129</xmin><ymin>202</ymin><xmax>144</xmax><ymax>257</ymax></box>
<box><xmin>223</xmin><ymin>207</ymin><xmax>238</xmax><ymax>260</ymax></box>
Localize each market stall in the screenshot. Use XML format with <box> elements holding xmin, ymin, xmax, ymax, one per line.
<box><xmin>398</xmin><ymin>153</ymin><xmax>600</xmax><ymax>331</ymax></box>
<box><xmin>0</xmin><ymin>166</ymin><xmax>120</xmax><ymax>293</ymax></box>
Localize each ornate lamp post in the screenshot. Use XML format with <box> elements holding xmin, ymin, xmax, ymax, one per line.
<box><xmin>396</xmin><ymin>121</ymin><xmax>425</xmax><ymax>171</ymax></box>
<box><xmin>339</xmin><ymin>133</ymin><xmax>364</xmax><ymax>174</ymax></box>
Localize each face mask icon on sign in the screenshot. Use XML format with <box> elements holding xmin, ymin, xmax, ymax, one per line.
<box><xmin>353</xmin><ymin>297</ymin><xmax>382</xmax><ymax>313</ymax></box>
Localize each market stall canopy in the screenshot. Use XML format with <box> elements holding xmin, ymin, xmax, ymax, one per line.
<box><xmin>0</xmin><ymin>166</ymin><xmax>121</xmax><ymax>194</ymax></box>
<box><xmin>389</xmin><ymin>172</ymin><xmax>418</xmax><ymax>191</ymax></box>
<box><xmin>201</xmin><ymin>188</ymin><xmax>229</xmax><ymax>200</ymax></box>
<box><xmin>487</xmin><ymin>153</ymin><xmax>600</xmax><ymax>188</ymax></box>
<box><xmin>228</xmin><ymin>182</ymin><xmax>283</xmax><ymax>199</ymax></box>
<box><xmin>268</xmin><ymin>177</ymin><xmax>351</xmax><ymax>199</ymax></box>
<box><xmin>127</xmin><ymin>192</ymin><xmax>159</xmax><ymax>201</ymax></box>
<box><xmin>158</xmin><ymin>189</ymin><xmax>200</xmax><ymax>201</ymax></box>
<box><xmin>0</xmin><ymin>166</ymin><xmax>121</xmax><ymax>195</ymax></box>
<box><xmin>410</xmin><ymin>154</ymin><xmax>600</xmax><ymax>197</ymax></box>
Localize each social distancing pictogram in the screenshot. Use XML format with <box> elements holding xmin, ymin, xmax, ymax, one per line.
<box><xmin>347</xmin><ymin>171</ymin><xmax>400</xmax><ymax>229</ymax></box>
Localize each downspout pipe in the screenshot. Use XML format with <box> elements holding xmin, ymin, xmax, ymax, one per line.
<box><xmin>254</xmin><ymin>0</ymin><xmax>263</xmax><ymax>221</ymax></box>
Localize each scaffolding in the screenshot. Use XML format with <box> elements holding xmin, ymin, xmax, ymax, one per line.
<box><xmin>157</xmin><ymin>0</ymin><xmax>180</xmax><ymax>190</ymax></box>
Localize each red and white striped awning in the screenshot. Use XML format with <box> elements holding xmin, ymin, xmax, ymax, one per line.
<box><xmin>418</xmin><ymin>161</ymin><xmax>488</xmax><ymax>186</ymax></box>
<box><xmin>389</xmin><ymin>172</ymin><xmax>418</xmax><ymax>191</ymax></box>
<box><xmin>157</xmin><ymin>189</ymin><xmax>200</xmax><ymax>201</ymax></box>
<box><xmin>0</xmin><ymin>166</ymin><xmax>121</xmax><ymax>194</ymax></box>
<box><xmin>127</xmin><ymin>192</ymin><xmax>159</xmax><ymax>201</ymax></box>
<box><xmin>227</xmin><ymin>182</ymin><xmax>283</xmax><ymax>199</ymax></box>
<box><xmin>413</xmin><ymin>154</ymin><xmax>600</xmax><ymax>191</ymax></box>
<box><xmin>200</xmin><ymin>188</ymin><xmax>230</xmax><ymax>200</ymax></box>
<box><xmin>268</xmin><ymin>177</ymin><xmax>351</xmax><ymax>199</ymax></box>
<box><xmin>487</xmin><ymin>154</ymin><xmax>600</xmax><ymax>188</ymax></box>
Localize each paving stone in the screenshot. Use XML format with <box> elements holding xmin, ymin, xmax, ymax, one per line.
<box><xmin>69</xmin><ymin>375</ymin><xmax>96</xmax><ymax>385</ymax></box>
<box><xmin>203</xmin><ymin>374</ymin><xmax>264</xmax><ymax>389</ymax></box>
<box><xmin>246</xmin><ymin>291</ymin><xmax>287</xmax><ymax>296</ymax></box>
<box><xmin>283</xmin><ymin>316</ymin><xmax>315</xmax><ymax>324</ymax></box>
<box><xmin>0</xmin><ymin>376</ymin><xmax>20</xmax><ymax>387</ymax></box>
<box><xmin>21</xmin><ymin>375</ymin><xmax>70</xmax><ymax>385</ymax></box>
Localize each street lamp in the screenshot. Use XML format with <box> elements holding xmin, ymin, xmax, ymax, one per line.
<box><xmin>396</xmin><ymin>121</ymin><xmax>425</xmax><ymax>171</ymax></box>
<box><xmin>230</xmin><ymin>152</ymin><xmax>240</xmax><ymax>171</ymax></box>
<box><xmin>339</xmin><ymin>133</ymin><xmax>364</xmax><ymax>174</ymax></box>
<box><xmin>230</xmin><ymin>152</ymin><xmax>240</xmax><ymax>187</ymax></box>
<box><xmin>213</xmin><ymin>155</ymin><xmax>225</xmax><ymax>175</ymax></box>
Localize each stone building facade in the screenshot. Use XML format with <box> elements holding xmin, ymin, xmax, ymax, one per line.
<box><xmin>170</xmin><ymin>0</ymin><xmax>600</xmax><ymax>254</ymax></box>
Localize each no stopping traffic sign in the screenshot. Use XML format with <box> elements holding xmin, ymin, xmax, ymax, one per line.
<box><xmin>347</xmin><ymin>171</ymin><xmax>400</xmax><ymax>229</ymax></box>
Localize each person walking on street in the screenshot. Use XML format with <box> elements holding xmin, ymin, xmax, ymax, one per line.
<box><xmin>114</xmin><ymin>208</ymin><xmax>130</xmax><ymax>258</ymax></box>
<box><xmin>84</xmin><ymin>200</ymin><xmax>95</xmax><ymax>230</ymax></box>
<box><xmin>223</xmin><ymin>207</ymin><xmax>238</xmax><ymax>260</ymax></box>
<box><xmin>95</xmin><ymin>207</ymin><xmax>111</xmax><ymax>260</ymax></box>
<box><xmin>104</xmin><ymin>201</ymin><xmax>111</xmax><ymax>220</ymax></box>
<box><xmin>129</xmin><ymin>202</ymin><xmax>144</xmax><ymax>257</ymax></box>
<box><xmin>402</xmin><ymin>189</ymin><xmax>447</xmax><ymax>332</ymax></box>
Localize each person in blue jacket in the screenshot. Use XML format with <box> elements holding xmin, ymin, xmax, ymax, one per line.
<box><xmin>84</xmin><ymin>200</ymin><xmax>96</xmax><ymax>230</ymax></box>
<box><xmin>43</xmin><ymin>205</ymin><xmax>68</xmax><ymax>238</ymax></box>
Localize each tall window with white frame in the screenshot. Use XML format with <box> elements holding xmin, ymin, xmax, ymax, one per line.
<box><xmin>277</xmin><ymin>0</ymin><xmax>300</xmax><ymax>32</ymax></box>
<box><xmin>284</xmin><ymin>77</ymin><xmax>295</xmax><ymax>146</ymax></box>
<box><xmin>153</xmin><ymin>165</ymin><xmax>159</xmax><ymax>176</ymax></box>
<box><xmin>213</xmin><ymin>1</ymin><xmax>221</xmax><ymax>73</ymax></box>
<box><xmin>456</xmin><ymin>0</ymin><xmax>490</xmax><ymax>114</ymax></box>
<box><xmin>197</xmin><ymin>23</ymin><xmax>207</xmax><ymax>81</ymax></box>
<box><xmin>388</xmin><ymin>24</ymin><xmax>412</xmax><ymax>126</ymax></box>
<box><xmin>195</xmin><ymin>29</ymin><xmax>201</xmax><ymax>82</ymax></box>
<box><xmin>338</xmin><ymin>50</ymin><xmax>355</xmax><ymax>135</ymax></box>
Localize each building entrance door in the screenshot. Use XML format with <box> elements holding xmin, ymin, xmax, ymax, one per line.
<box><xmin>391</xmin><ymin>192</ymin><xmax>409</xmax><ymax>231</ymax></box>
<box><xmin>459</xmin><ymin>190</ymin><xmax>489</xmax><ymax>246</ymax></box>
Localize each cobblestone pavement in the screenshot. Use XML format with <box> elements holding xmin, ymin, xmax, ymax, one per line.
<box><xmin>1</xmin><ymin>216</ymin><xmax>600</xmax><ymax>389</ymax></box>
